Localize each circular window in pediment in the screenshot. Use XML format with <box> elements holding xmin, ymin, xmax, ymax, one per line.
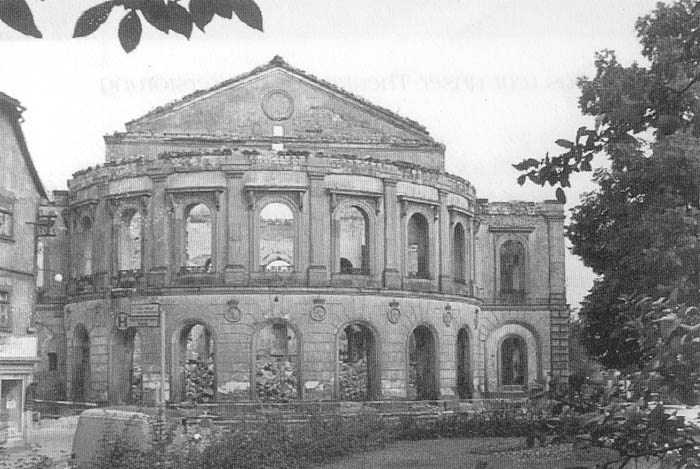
<box><xmin>262</xmin><ymin>90</ymin><xmax>294</xmax><ymax>121</ymax></box>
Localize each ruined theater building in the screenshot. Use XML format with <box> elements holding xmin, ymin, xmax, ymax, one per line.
<box><xmin>34</xmin><ymin>57</ymin><xmax>568</xmax><ymax>404</ymax></box>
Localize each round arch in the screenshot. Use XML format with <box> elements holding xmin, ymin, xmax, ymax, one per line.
<box><xmin>455</xmin><ymin>324</ymin><xmax>473</xmax><ymax>398</ymax></box>
<box><xmin>332</xmin><ymin>200</ymin><xmax>377</xmax><ymax>275</ymax></box>
<box><xmin>171</xmin><ymin>317</ymin><xmax>218</xmax><ymax>403</ymax></box>
<box><xmin>114</xmin><ymin>206</ymin><xmax>144</xmax><ymax>272</ymax></box>
<box><xmin>334</xmin><ymin>319</ymin><xmax>381</xmax><ymax>400</ymax></box>
<box><xmin>495</xmin><ymin>235</ymin><xmax>530</xmax><ymax>297</ymax></box>
<box><xmin>406</xmin><ymin>210</ymin><xmax>433</xmax><ymax>280</ymax></box>
<box><xmin>255</xmin><ymin>197</ymin><xmax>300</xmax><ymax>273</ymax></box>
<box><xmin>452</xmin><ymin>222</ymin><xmax>466</xmax><ymax>282</ymax></box>
<box><xmin>71</xmin><ymin>324</ymin><xmax>91</xmax><ymax>402</ymax></box>
<box><xmin>484</xmin><ymin>322</ymin><xmax>539</xmax><ymax>393</ymax></box>
<box><xmin>250</xmin><ymin>317</ymin><xmax>303</xmax><ymax>401</ymax></box>
<box><xmin>406</xmin><ymin>322</ymin><xmax>440</xmax><ymax>400</ymax></box>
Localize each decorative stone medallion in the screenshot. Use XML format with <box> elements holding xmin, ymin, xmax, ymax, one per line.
<box><xmin>387</xmin><ymin>300</ymin><xmax>400</xmax><ymax>324</ymax></box>
<box><xmin>310</xmin><ymin>298</ymin><xmax>327</xmax><ymax>322</ymax></box>
<box><xmin>224</xmin><ymin>299</ymin><xmax>242</xmax><ymax>323</ymax></box>
<box><xmin>443</xmin><ymin>304</ymin><xmax>453</xmax><ymax>327</ymax></box>
<box><xmin>261</xmin><ymin>90</ymin><xmax>294</xmax><ymax>121</ymax></box>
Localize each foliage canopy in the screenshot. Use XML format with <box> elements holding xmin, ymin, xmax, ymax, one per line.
<box><xmin>514</xmin><ymin>0</ymin><xmax>700</xmax><ymax>369</ymax></box>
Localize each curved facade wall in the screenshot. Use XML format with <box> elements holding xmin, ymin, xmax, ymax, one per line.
<box><xmin>35</xmin><ymin>57</ymin><xmax>568</xmax><ymax>404</ymax></box>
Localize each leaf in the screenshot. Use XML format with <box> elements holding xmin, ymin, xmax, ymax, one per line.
<box><xmin>232</xmin><ymin>0</ymin><xmax>262</xmax><ymax>31</ymax></box>
<box><xmin>555</xmin><ymin>187</ymin><xmax>566</xmax><ymax>204</ymax></box>
<box><xmin>141</xmin><ymin>0</ymin><xmax>170</xmax><ymax>34</ymax></box>
<box><xmin>167</xmin><ymin>1</ymin><xmax>192</xmax><ymax>38</ymax></box>
<box><xmin>0</xmin><ymin>0</ymin><xmax>41</xmax><ymax>38</ymax></box>
<box><xmin>73</xmin><ymin>1</ymin><xmax>116</xmax><ymax>38</ymax></box>
<box><xmin>555</xmin><ymin>139</ymin><xmax>574</xmax><ymax>149</ymax></box>
<box><xmin>517</xmin><ymin>174</ymin><xmax>527</xmax><ymax>186</ymax></box>
<box><xmin>118</xmin><ymin>10</ymin><xmax>142</xmax><ymax>53</ymax></box>
<box><xmin>189</xmin><ymin>0</ymin><xmax>215</xmax><ymax>31</ymax></box>
<box><xmin>654</xmin><ymin>312</ymin><xmax>681</xmax><ymax>340</ymax></box>
<box><xmin>214</xmin><ymin>0</ymin><xmax>233</xmax><ymax>19</ymax></box>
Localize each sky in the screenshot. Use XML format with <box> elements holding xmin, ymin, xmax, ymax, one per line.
<box><xmin>0</xmin><ymin>0</ymin><xmax>664</xmax><ymax>309</ymax></box>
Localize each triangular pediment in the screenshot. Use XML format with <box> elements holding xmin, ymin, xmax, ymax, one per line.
<box><xmin>124</xmin><ymin>57</ymin><xmax>435</xmax><ymax>144</ymax></box>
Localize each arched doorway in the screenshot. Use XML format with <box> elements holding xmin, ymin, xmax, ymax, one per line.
<box><xmin>456</xmin><ymin>327</ymin><xmax>472</xmax><ymax>399</ymax></box>
<box><xmin>501</xmin><ymin>335</ymin><xmax>527</xmax><ymax>386</ymax></box>
<box><xmin>408</xmin><ymin>325</ymin><xmax>438</xmax><ymax>400</ymax></box>
<box><xmin>254</xmin><ymin>320</ymin><xmax>300</xmax><ymax>402</ymax></box>
<box><xmin>337</xmin><ymin>322</ymin><xmax>380</xmax><ymax>401</ymax></box>
<box><xmin>174</xmin><ymin>322</ymin><xmax>215</xmax><ymax>403</ymax></box>
<box><xmin>72</xmin><ymin>325</ymin><xmax>90</xmax><ymax>402</ymax></box>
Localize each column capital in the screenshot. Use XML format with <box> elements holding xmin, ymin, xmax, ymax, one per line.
<box><xmin>383</xmin><ymin>178</ymin><xmax>398</xmax><ymax>188</ymax></box>
<box><xmin>308</xmin><ymin>172</ymin><xmax>326</xmax><ymax>181</ymax></box>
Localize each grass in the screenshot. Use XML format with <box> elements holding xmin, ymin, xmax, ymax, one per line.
<box><xmin>312</xmin><ymin>438</ymin><xmax>661</xmax><ymax>469</ymax></box>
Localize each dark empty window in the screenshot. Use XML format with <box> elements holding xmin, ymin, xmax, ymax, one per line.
<box><xmin>501</xmin><ymin>336</ymin><xmax>527</xmax><ymax>386</ymax></box>
<box><xmin>500</xmin><ymin>240</ymin><xmax>525</xmax><ymax>294</ymax></box>
<box><xmin>48</xmin><ymin>352</ymin><xmax>58</xmax><ymax>371</ymax></box>
<box><xmin>407</xmin><ymin>213</ymin><xmax>430</xmax><ymax>279</ymax></box>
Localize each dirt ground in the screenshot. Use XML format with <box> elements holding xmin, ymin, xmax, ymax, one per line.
<box><xmin>2</xmin><ymin>416</ymin><xmax>78</xmax><ymax>468</ymax></box>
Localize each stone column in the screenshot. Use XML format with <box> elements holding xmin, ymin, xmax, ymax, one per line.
<box><xmin>438</xmin><ymin>190</ymin><xmax>452</xmax><ymax>293</ymax></box>
<box><xmin>382</xmin><ymin>179</ymin><xmax>401</xmax><ymax>289</ymax></box>
<box><xmin>146</xmin><ymin>173</ymin><xmax>168</xmax><ymax>287</ymax></box>
<box><xmin>307</xmin><ymin>173</ymin><xmax>329</xmax><ymax>286</ymax></box>
<box><xmin>224</xmin><ymin>171</ymin><xmax>248</xmax><ymax>285</ymax></box>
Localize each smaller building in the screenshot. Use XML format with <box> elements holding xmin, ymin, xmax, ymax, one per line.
<box><xmin>0</xmin><ymin>92</ymin><xmax>45</xmax><ymax>442</ymax></box>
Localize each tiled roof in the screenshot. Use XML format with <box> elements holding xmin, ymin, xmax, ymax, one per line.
<box><xmin>125</xmin><ymin>56</ymin><xmax>432</xmax><ymax>138</ymax></box>
<box><xmin>0</xmin><ymin>92</ymin><xmax>47</xmax><ymax>199</ymax></box>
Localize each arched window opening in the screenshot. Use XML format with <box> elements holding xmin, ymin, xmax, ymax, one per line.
<box><xmin>408</xmin><ymin>325</ymin><xmax>438</xmax><ymax>400</ymax></box>
<box><xmin>176</xmin><ymin>323</ymin><xmax>215</xmax><ymax>403</ymax></box>
<box><xmin>338</xmin><ymin>323</ymin><xmax>379</xmax><ymax>401</ymax></box>
<box><xmin>407</xmin><ymin>213</ymin><xmax>430</xmax><ymax>279</ymax></box>
<box><xmin>501</xmin><ymin>336</ymin><xmax>527</xmax><ymax>386</ymax></box>
<box><xmin>337</xmin><ymin>206</ymin><xmax>370</xmax><ymax>275</ymax></box>
<box><xmin>259</xmin><ymin>202</ymin><xmax>295</xmax><ymax>272</ymax></box>
<box><xmin>81</xmin><ymin>217</ymin><xmax>93</xmax><ymax>276</ymax></box>
<box><xmin>72</xmin><ymin>325</ymin><xmax>90</xmax><ymax>402</ymax></box>
<box><xmin>500</xmin><ymin>240</ymin><xmax>525</xmax><ymax>296</ymax></box>
<box><xmin>453</xmin><ymin>224</ymin><xmax>466</xmax><ymax>282</ymax></box>
<box><xmin>118</xmin><ymin>210</ymin><xmax>142</xmax><ymax>272</ymax></box>
<box><xmin>184</xmin><ymin>204</ymin><xmax>212</xmax><ymax>273</ymax></box>
<box><xmin>255</xmin><ymin>322</ymin><xmax>299</xmax><ymax>402</ymax></box>
<box><xmin>456</xmin><ymin>327</ymin><xmax>472</xmax><ymax>398</ymax></box>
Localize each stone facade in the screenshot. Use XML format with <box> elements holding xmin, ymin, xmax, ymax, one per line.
<box><xmin>0</xmin><ymin>92</ymin><xmax>45</xmax><ymax>442</ymax></box>
<box><xmin>36</xmin><ymin>57</ymin><xmax>568</xmax><ymax>404</ymax></box>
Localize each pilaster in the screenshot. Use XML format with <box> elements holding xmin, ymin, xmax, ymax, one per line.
<box><xmin>382</xmin><ymin>179</ymin><xmax>401</xmax><ymax>289</ymax></box>
<box><xmin>307</xmin><ymin>173</ymin><xmax>329</xmax><ymax>286</ymax></box>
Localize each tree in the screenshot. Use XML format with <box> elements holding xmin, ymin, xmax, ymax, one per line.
<box><xmin>514</xmin><ymin>0</ymin><xmax>700</xmax><ymax>369</ymax></box>
<box><xmin>0</xmin><ymin>0</ymin><xmax>263</xmax><ymax>53</ymax></box>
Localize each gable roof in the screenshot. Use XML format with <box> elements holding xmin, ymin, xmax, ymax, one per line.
<box><xmin>125</xmin><ymin>56</ymin><xmax>432</xmax><ymax>139</ymax></box>
<box><xmin>0</xmin><ymin>92</ymin><xmax>47</xmax><ymax>199</ymax></box>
